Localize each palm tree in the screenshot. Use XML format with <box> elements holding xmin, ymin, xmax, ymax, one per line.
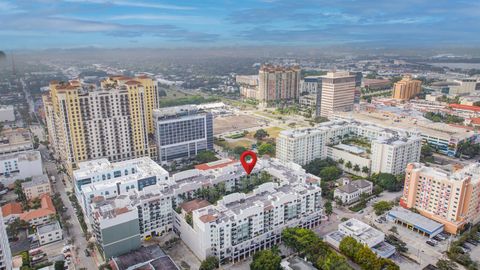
<box><xmin>345</xmin><ymin>161</ymin><xmax>352</xmax><ymax>169</ymax></box>
<box><xmin>362</xmin><ymin>166</ymin><xmax>369</xmax><ymax>174</ymax></box>
<box><xmin>338</xmin><ymin>158</ymin><xmax>344</xmax><ymax>165</ymax></box>
<box><xmin>353</xmin><ymin>164</ymin><xmax>360</xmax><ymax>172</ymax></box>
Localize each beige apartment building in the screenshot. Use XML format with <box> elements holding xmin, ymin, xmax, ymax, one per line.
<box><xmin>401</xmin><ymin>163</ymin><xmax>480</xmax><ymax>234</ymax></box>
<box><xmin>319</xmin><ymin>71</ymin><xmax>356</xmax><ymax>117</ymax></box>
<box><xmin>257</xmin><ymin>65</ymin><xmax>301</xmax><ymax>103</ymax></box>
<box><xmin>392</xmin><ymin>76</ymin><xmax>422</xmax><ymax>100</ymax></box>
<box><xmin>21</xmin><ymin>175</ymin><xmax>51</xmax><ymax>200</ymax></box>
<box><xmin>43</xmin><ymin>75</ymin><xmax>158</xmax><ymax>175</ymax></box>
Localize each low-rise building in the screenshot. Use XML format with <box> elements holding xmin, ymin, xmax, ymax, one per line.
<box><xmin>0</xmin><ymin>151</ymin><xmax>43</xmax><ymax>185</ymax></box>
<box><xmin>0</xmin><ymin>105</ymin><xmax>15</xmax><ymax>122</ymax></box>
<box><xmin>1</xmin><ymin>202</ymin><xmax>23</xmax><ymax>223</ymax></box>
<box><xmin>37</xmin><ymin>221</ymin><xmax>62</xmax><ymax>245</ymax></box>
<box><xmin>19</xmin><ymin>194</ymin><xmax>56</xmax><ymax>226</ymax></box>
<box><xmin>22</xmin><ymin>175</ymin><xmax>51</xmax><ymax>200</ymax></box>
<box><xmin>0</xmin><ymin>128</ymin><xmax>33</xmax><ymax>155</ymax></box>
<box><xmin>109</xmin><ymin>245</ymin><xmax>179</xmax><ymax>270</ymax></box>
<box><xmin>325</xmin><ymin>218</ymin><xmax>395</xmax><ymax>258</ymax></box>
<box><xmin>333</xmin><ymin>179</ymin><xmax>373</xmax><ymax>205</ymax></box>
<box><xmin>387</xmin><ymin>208</ymin><xmax>444</xmax><ymax>238</ymax></box>
<box><xmin>299</xmin><ymin>94</ymin><xmax>317</xmax><ymax>108</ymax></box>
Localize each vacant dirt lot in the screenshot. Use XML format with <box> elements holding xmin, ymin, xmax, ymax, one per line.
<box><xmin>214</xmin><ymin>115</ymin><xmax>264</xmax><ymax>135</ymax></box>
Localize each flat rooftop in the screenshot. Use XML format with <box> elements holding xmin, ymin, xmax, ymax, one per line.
<box><xmin>388</xmin><ymin>208</ymin><xmax>444</xmax><ymax>234</ymax></box>
<box><xmin>22</xmin><ymin>174</ymin><xmax>49</xmax><ymax>189</ymax></box>
<box><xmin>37</xmin><ymin>221</ymin><xmax>61</xmax><ymax>235</ymax></box>
<box><xmin>0</xmin><ymin>128</ymin><xmax>33</xmax><ymax>154</ymax></box>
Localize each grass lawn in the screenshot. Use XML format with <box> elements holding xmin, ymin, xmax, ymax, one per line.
<box><xmin>227</xmin><ymin>139</ymin><xmax>255</xmax><ymax>149</ymax></box>
<box><xmin>163</xmin><ymin>89</ymin><xmax>190</xmax><ymax>100</ymax></box>
<box><xmin>264</xmin><ymin>126</ymin><xmax>284</xmax><ymax>138</ymax></box>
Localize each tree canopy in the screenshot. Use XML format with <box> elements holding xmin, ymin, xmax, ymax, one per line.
<box><xmin>199</xmin><ymin>256</ymin><xmax>219</xmax><ymax>270</ymax></box>
<box><xmin>250</xmin><ymin>249</ymin><xmax>282</xmax><ymax>270</ymax></box>
<box><xmin>254</xmin><ymin>129</ymin><xmax>269</xmax><ymax>140</ymax></box>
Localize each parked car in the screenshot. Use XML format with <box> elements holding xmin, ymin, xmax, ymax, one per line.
<box><xmin>466</xmin><ymin>239</ymin><xmax>478</xmax><ymax>246</ymax></box>
<box><xmin>84</xmin><ymin>249</ymin><xmax>90</xmax><ymax>257</ymax></box>
<box><xmin>461</xmin><ymin>244</ymin><xmax>471</xmax><ymax>251</ymax></box>
<box><xmin>426</xmin><ymin>240</ymin><xmax>436</xmax><ymax>247</ymax></box>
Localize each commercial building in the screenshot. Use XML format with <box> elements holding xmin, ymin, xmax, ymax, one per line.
<box><xmin>73</xmin><ymin>157</ymin><xmax>169</xmax><ymax>215</ymax></box>
<box><xmin>0</xmin><ymin>151</ymin><xmax>43</xmax><ymax>185</ymax></box>
<box><xmin>318</xmin><ymin>71</ymin><xmax>356</xmax><ymax>118</ymax></box>
<box><xmin>277</xmin><ymin>119</ymin><xmax>421</xmax><ymax>175</ymax></box>
<box><xmin>43</xmin><ymin>76</ymin><xmax>158</xmax><ymax>175</ymax></box>
<box><xmin>36</xmin><ymin>221</ymin><xmax>63</xmax><ymax>245</ymax></box>
<box><xmin>0</xmin><ymin>128</ymin><xmax>33</xmax><ymax>155</ymax></box>
<box><xmin>392</xmin><ymin>76</ymin><xmax>422</xmax><ymax>100</ymax></box>
<box><xmin>387</xmin><ymin>209</ymin><xmax>444</xmax><ymax>238</ymax></box>
<box><xmin>175</xmin><ymin>181</ymin><xmax>323</xmax><ymax>264</ymax></box>
<box><xmin>325</xmin><ymin>218</ymin><xmax>395</xmax><ymax>258</ymax></box>
<box><xmin>299</xmin><ymin>94</ymin><xmax>317</xmax><ymax>108</ymax></box>
<box><xmin>153</xmin><ymin>106</ymin><xmax>213</xmax><ymax>164</ymax></box>
<box><xmin>110</xmin><ymin>245</ymin><xmax>179</xmax><ymax>270</ymax></box>
<box><xmin>334</xmin><ymin>179</ymin><xmax>373</xmax><ymax>205</ymax></box>
<box><xmin>236</xmin><ymin>75</ymin><xmax>258</xmax><ymax>99</ymax></box>
<box><xmin>401</xmin><ymin>163</ymin><xmax>480</xmax><ymax>234</ymax></box>
<box><xmin>334</xmin><ymin>110</ymin><xmax>478</xmax><ymax>157</ymax></box>
<box><xmin>0</xmin><ymin>106</ymin><xmax>15</xmax><ymax>122</ymax></box>
<box><xmin>21</xmin><ymin>174</ymin><xmax>51</xmax><ymax>200</ymax></box>
<box><xmin>91</xmin><ymin>196</ymin><xmax>142</xmax><ymax>259</ymax></box>
<box><xmin>300</xmin><ymin>76</ymin><xmax>322</xmax><ymax>94</ymax></box>
<box><xmin>449</xmin><ymin>78</ymin><xmax>478</xmax><ymax>95</ymax></box>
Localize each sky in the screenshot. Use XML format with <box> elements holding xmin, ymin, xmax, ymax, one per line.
<box><xmin>1</xmin><ymin>0</ymin><xmax>479</xmax><ymax>50</ymax></box>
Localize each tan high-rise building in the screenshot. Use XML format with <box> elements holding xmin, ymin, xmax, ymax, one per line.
<box><xmin>257</xmin><ymin>65</ymin><xmax>301</xmax><ymax>103</ymax></box>
<box><xmin>392</xmin><ymin>76</ymin><xmax>422</xmax><ymax>100</ymax></box>
<box><xmin>401</xmin><ymin>163</ymin><xmax>480</xmax><ymax>234</ymax></box>
<box><xmin>43</xmin><ymin>76</ymin><xmax>158</xmax><ymax>175</ymax></box>
<box><xmin>319</xmin><ymin>71</ymin><xmax>355</xmax><ymax>118</ymax></box>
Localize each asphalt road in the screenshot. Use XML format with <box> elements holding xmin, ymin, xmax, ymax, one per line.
<box><xmin>39</xmin><ymin>145</ymin><xmax>99</xmax><ymax>270</ymax></box>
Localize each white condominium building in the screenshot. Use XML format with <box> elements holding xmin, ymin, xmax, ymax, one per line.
<box><xmin>0</xmin><ymin>151</ymin><xmax>43</xmax><ymax>185</ymax></box>
<box><xmin>73</xmin><ymin>157</ymin><xmax>169</xmax><ymax>215</ymax></box>
<box><xmin>319</xmin><ymin>71</ymin><xmax>356</xmax><ymax>118</ymax></box>
<box><xmin>0</xmin><ymin>211</ymin><xmax>12</xmax><ymax>270</ymax></box>
<box><xmin>277</xmin><ymin>120</ymin><xmax>421</xmax><ymax>175</ymax></box>
<box><xmin>175</xmin><ymin>181</ymin><xmax>323</xmax><ymax>264</ymax></box>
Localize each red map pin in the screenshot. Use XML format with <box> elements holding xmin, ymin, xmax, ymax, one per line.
<box><xmin>240</xmin><ymin>150</ymin><xmax>257</xmax><ymax>175</ymax></box>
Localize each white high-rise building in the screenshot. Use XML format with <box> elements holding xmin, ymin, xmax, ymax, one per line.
<box><xmin>0</xmin><ymin>211</ymin><xmax>12</xmax><ymax>270</ymax></box>
<box><xmin>371</xmin><ymin>137</ymin><xmax>422</xmax><ymax>175</ymax></box>
<box><xmin>319</xmin><ymin>71</ymin><xmax>355</xmax><ymax>118</ymax></box>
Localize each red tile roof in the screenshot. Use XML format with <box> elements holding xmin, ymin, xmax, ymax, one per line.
<box><xmin>2</xmin><ymin>202</ymin><xmax>23</xmax><ymax>217</ymax></box>
<box><xmin>449</xmin><ymin>104</ymin><xmax>480</xmax><ymax>112</ymax></box>
<box><xmin>19</xmin><ymin>194</ymin><xmax>56</xmax><ymax>222</ymax></box>
<box><xmin>195</xmin><ymin>159</ymin><xmax>237</xmax><ymax>171</ymax></box>
<box><xmin>470</xmin><ymin>118</ymin><xmax>480</xmax><ymax>125</ymax></box>
<box><xmin>180</xmin><ymin>199</ymin><xmax>210</xmax><ymax>213</ymax></box>
<box><xmin>199</xmin><ymin>214</ymin><xmax>217</xmax><ymax>223</ymax></box>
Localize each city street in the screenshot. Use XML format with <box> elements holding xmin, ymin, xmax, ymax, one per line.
<box><xmin>39</xmin><ymin>145</ymin><xmax>99</xmax><ymax>270</ymax></box>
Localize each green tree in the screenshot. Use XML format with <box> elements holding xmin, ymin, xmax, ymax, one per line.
<box><xmin>258</xmin><ymin>143</ymin><xmax>275</xmax><ymax>156</ymax></box>
<box><xmin>436</xmin><ymin>259</ymin><xmax>458</xmax><ymax>270</ymax></box>
<box><xmin>362</xmin><ymin>166</ymin><xmax>369</xmax><ymax>174</ymax></box>
<box><xmin>345</xmin><ymin>161</ymin><xmax>352</xmax><ymax>169</ymax></box>
<box><xmin>196</xmin><ymin>151</ymin><xmax>218</xmax><ymax>164</ymax></box>
<box><xmin>55</xmin><ymin>261</ymin><xmax>65</xmax><ymax>270</ymax></box>
<box><xmin>353</xmin><ymin>164</ymin><xmax>360</xmax><ymax>172</ymax></box>
<box><xmin>199</xmin><ymin>256</ymin><xmax>219</xmax><ymax>270</ymax></box>
<box><xmin>250</xmin><ymin>249</ymin><xmax>282</xmax><ymax>270</ymax></box>
<box><xmin>338</xmin><ymin>158</ymin><xmax>344</xmax><ymax>164</ymax></box>
<box><xmin>319</xmin><ymin>166</ymin><xmax>342</xmax><ymax>181</ymax></box>
<box><xmin>304</xmin><ymin>158</ymin><xmax>337</xmax><ymax>176</ymax></box>
<box><xmin>324</xmin><ymin>200</ymin><xmax>333</xmax><ymax>216</ymax></box>
<box><xmin>373</xmin><ymin>173</ymin><xmax>402</xmax><ymax>192</ymax></box>
<box><xmin>254</xmin><ymin>129</ymin><xmax>269</xmax><ymax>140</ymax></box>
<box><xmin>373</xmin><ymin>201</ymin><xmax>394</xmax><ymax>216</ymax></box>
<box><xmin>233</xmin><ymin>146</ymin><xmax>248</xmax><ymax>156</ymax></box>
<box><xmin>339</xmin><ymin>236</ymin><xmax>361</xmax><ymax>259</ymax></box>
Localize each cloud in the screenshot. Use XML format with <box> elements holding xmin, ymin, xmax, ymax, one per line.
<box><xmin>1</xmin><ymin>15</ymin><xmax>219</xmax><ymax>42</ymax></box>
<box><xmin>63</xmin><ymin>0</ymin><xmax>195</xmax><ymax>10</ymax></box>
<box><xmin>107</xmin><ymin>14</ymin><xmax>220</xmax><ymax>24</ymax></box>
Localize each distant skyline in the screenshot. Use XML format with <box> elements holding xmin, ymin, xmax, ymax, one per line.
<box><xmin>1</xmin><ymin>0</ymin><xmax>480</xmax><ymax>50</ymax></box>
